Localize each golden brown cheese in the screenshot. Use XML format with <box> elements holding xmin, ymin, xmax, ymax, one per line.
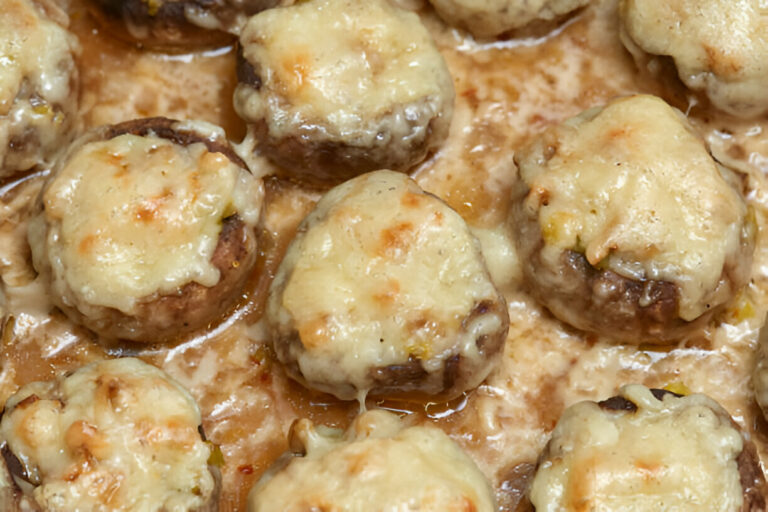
<box><xmin>247</xmin><ymin>410</ymin><xmax>496</xmax><ymax>512</ymax></box>
<box><xmin>620</xmin><ymin>0</ymin><xmax>768</xmax><ymax>117</ymax></box>
<box><xmin>0</xmin><ymin>0</ymin><xmax>78</xmax><ymax>177</ymax></box>
<box><xmin>28</xmin><ymin>123</ymin><xmax>263</xmax><ymax>316</ymax></box>
<box><xmin>516</xmin><ymin>95</ymin><xmax>748</xmax><ymax>322</ymax></box>
<box><xmin>427</xmin><ymin>0</ymin><xmax>589</xmax><ymax>38</ymax></box>
<box><xmin>0</xmin><ymin>358</ymin><xmax>216</xmax><ymax>511</ymax></box>
<box><xmin>267</xmin><ymin>170</ymin><xmax>507</xmax><ymax>401</ymax></box>
<box><xmin>530</xmin><ymin>385</ymin><xmax>745</xmax><ymax>511</ymax></box>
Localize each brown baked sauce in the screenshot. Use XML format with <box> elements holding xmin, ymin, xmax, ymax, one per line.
<box><xmin>2</xmin><ymin>0</ymin><xmax>768</xmax><ymax>510</ymax></box>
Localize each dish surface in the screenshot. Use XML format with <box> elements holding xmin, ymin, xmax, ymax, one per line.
<box><xmin>2</xmin><ymin>0</ymin><xmax>768</xmax><ymax>509</ymax></box>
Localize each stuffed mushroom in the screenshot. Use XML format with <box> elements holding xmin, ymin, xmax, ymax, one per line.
<box><xmin>0</xmin><ymin>357</ymin><xmax>220</xmax><ymax>511</ymax></box>
<box><xmin>248</xmin><ymin>409</ymin><xmax>496</xmax><ymax>511</ymax></box>
<box><xmin>529</xmin><ymin>385</ymin><xmax>767</xmax><ymax>511</ymax></box>
<box><xmin>510</xmin><ymin>94</ymin><xmax>754</xmax><ymax>344</ymax></box>
<box><xmin>28</xmin><ymin>117</ymin><xmax>264</xmax><ymax>342</ymax></box>
<box><xmin>266</xmin><ymin>170</ymin><xmax>508</xmax><ymax>401</ymax></box>
<box><xmin>0</xmin><ymin>0</ymin><xmax>79</xmax><ymax>179</ymax></box>
<box><xmin>620</xmin><ymin>0</ymin><xmax>768</xmax><ymax>118</ymax></box>
<box><xmin>234</xmin><ymin>0</ymin><xmax>455</xmax><ymax>187</ymax></box>
<box><xmin>427</xmin><ymin>0</ymin><xmax>589</xmax><ymax>39</ymax></box>
<box><xmin>92</xmin><ymin>0</ymin><xmax>283</xmax><ymax>47</ymax></box>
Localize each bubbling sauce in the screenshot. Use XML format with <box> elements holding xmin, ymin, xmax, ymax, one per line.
<box><xmin>2</xmin><ymin>0</ymin><xmax>768</xmax><ymax>510</ymax></box>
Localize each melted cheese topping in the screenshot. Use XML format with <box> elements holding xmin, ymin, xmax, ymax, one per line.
<box><xmin>0</xmin><ymin>0</ymin><xmax>78</xmax><ymax>173</ymax></box>
<box><xmin>529</xmin><ymin>385</ymin><xmax>745</xmax><ymax>511</ymax></box>
<box><xmin>620</xmin><ymin>0</ymin><xmax>768</xmax><ymax>118</ymax></box>
<box><xmin>428</xmin><ymin>0</ymin><xmax>589</xmax><ymax>38</ymax></box>
<box><xmin>268</xmin><ymin>170</ymin><xmax>504</xmax><ymax>399</ymax></box>
<box><xmin>236</xmin><ymin>0</ymin><xmax>454</xmax><ymax>139</ymax></box>
<box><xmin>0</xmin><ymin>358</ymin><xmax>215</xmax><ymax>511</ymax></box>
<box><xmin>517</xmin><ymin>95</ymin><xmax>748</xmax><ymax>320</ymax></box>
<box><xmin>248</xmin><ymin>410</ymin><xmax>496</xmax><ymax>511</ymax></box>
<box><xmin>36</xmin><ymin>131</ymin><xmax>263</xmax><ymax>314</ymax></box>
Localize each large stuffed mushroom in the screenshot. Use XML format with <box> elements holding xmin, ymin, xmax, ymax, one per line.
<box><xmin>0</xmin><ymin>0</ymin><xmax>79</xmax><ymax>179</ymax></box>
<box><xmin>620</xmin><ymin>0</ymin><xmax>768</xmax><ymax>118</ymax></box>
<box><xmin>234</xmin><ymin>0</ymin><xmax>455</xmax><ymax>187</ymax></box>
<box><xmin>247</xmin><ymin>409</ymin><xmax>496</xmax><ymax>511</ymax></box>
<box><xmin>0</xmin><ymin>358</ymin><xmax>220</xmax><ymax>511</ymax></box>
<box><xmin>510</xmin><ymin>94</ymin><xmax>754</xmax><ymax>344</ymax></box>
<box><xmin>92</xmin><ymin>0</ymin><xmax>284</xmax><ymax>47</ymax></box>
<box><xmin>266</xmin><ymin>170</ymin><xmax>508</xmax><ymax>401</ymax></box>
<box><xmin>529</xmin><ymin>385</ymin><xmax>767</xmax><ymax>511</ymax></box>
<box><xmin>427</xmin><ymin>0</ymin><xmax>589</xmax><ymax>39</ymax></box>
<box><xmin>28</xmin><ymin>117</ymin><xmax>264</xmax><ymax>342</ymax></box>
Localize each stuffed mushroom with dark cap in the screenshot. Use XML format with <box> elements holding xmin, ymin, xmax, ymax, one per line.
<box><xmin>529</xmin><ymin>385</ymin><xmax>767</xmax><ymax>511</ymax></box>
<box><xmin>28</xmin><ymin>117</ymin><xmax>264</xmax><ymax>342</ymax></box>
<box><xmin>92</xmin><ymin>0</ymin><xmax>285</xmax><ymax>47</ymax></box>
<box><xmin>620</xmin><ymin>0</ymin><xmax>768</xmax><ymax>118</ymax></box>
<box><xmin>0</xmin><ymin>358</ymin><xmax>221</xmax><ymax>511</ymax></box>
<box><xmin>248</xmin><ymin>410</ymin><xmax>496</xmax><ymax>511</ymax></box>
<box><xmin>0</xmin><ymin>0</ymin><xmax>79</xmax><ymax>179</ymax></box>
<box><xmin>234</xmin><ymin>0</ymin><xmax>455</xmax><ymax>187</ymax></box>
<box><xmin>427</xmin><ymin>0</ymin><xmax>589</xmax><ymax>39</ymax></box>
<box><xmin>266</xmin><ymin>170</ymin><xmax>508</xmax><ymax>401</ymax></box>
<box><xmin>510</xmin><ymin>94</ymin><xmax>755</xmax><ymax>344</ymax></box>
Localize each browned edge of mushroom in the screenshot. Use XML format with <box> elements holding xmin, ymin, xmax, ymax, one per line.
<box><xmin>87</xmin><ymin>0</ymin><xmax>280</xmax><ymax>49</ymax></box>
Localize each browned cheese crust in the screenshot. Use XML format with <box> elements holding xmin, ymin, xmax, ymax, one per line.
<box><xmin>27</xmin><ymin>117</ymin><xmax>262</xmax><ymax>343</ymax></box>
<box><xmin>0</xmin><ymin>358</ymin><xmax>221</xmax><ymax>511</ymax></box>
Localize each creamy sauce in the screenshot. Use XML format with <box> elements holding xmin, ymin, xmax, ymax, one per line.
<box><xmin>2</xmin><ymin>0</ymin><xmax>768</xmax><ymax>510</ymax></box>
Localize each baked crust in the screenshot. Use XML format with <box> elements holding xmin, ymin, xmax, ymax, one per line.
<box><xmin>0</xmin><ymin>0</ymin><xmax>79</xmax><ymax>179</ymax></box>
